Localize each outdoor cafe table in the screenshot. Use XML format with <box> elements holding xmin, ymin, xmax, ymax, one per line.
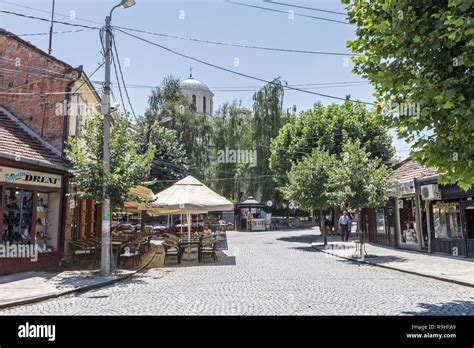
<box><xmin>179</xmin><ymin>238</ymin><xmax>200</xmax><ymax>261</ymax></box>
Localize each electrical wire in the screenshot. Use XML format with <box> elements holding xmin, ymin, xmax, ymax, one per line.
<box><xmin>111</xmin><ymin>32</ymin><xmax>137</xmax><ymax>120</ymax></box>
<box><xmin>116</xmin><ymin>26</ymin><xmax>358</xmax><ymax>56</ymax></box>
<box><xmin>225</xmin><ymin>1</ymin><xmax>351</xmax><ymax>25</ymax></box>
<box><xmin>4</xmin><ymin>28</ymin><xmax>95</xmax><ymax>37</ymax></box>
<box><xmin>1</xmin><ymin>4</ymin><xmax>356</xmax><ymax>56</ymax></box>
<box><xmin>0</xmin><ymin>10</ymin><xmax>101</xmax><ymax>30</ymax></box>
<box><xmin>262</xmin><ymin>1</ymin><xmax>347</xmax><ymax>16</ymax></box>
<box><xmin>115</xmin><ymin>28</ymin><xmax>374</xmax><ymax>105</ymax></box>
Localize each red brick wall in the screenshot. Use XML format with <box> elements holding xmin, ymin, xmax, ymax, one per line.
<box><xmin>0</xmin><ymin>252</ymin><xmax>59</xmax><ymax>276</ymax></box>
<box><xmin>0</xmin><ymin>34</ymin><xmax>79</xmax><ymax>151</ymax></box>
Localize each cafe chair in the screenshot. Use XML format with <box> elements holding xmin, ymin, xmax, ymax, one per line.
<box><xmin>199</xmin><ymin>239</ymin><xmax>218</xmax><ymax>263</ymax></box>
<box><xmin>118</xmin><ymin>242</ymin><xmax>141</xmax><ymax>268</ymax></box>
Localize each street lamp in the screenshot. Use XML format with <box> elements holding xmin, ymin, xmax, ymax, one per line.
<box><xmin>101</xmin><ymin>0</ymin><xmax>135</xmax><ymax>277</ymax></box>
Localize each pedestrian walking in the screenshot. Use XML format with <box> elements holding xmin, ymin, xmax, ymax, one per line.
<box><xmin>339</xmin><ymin>210</ymin><xmax>352</xmax><ymax>242</ymax></box>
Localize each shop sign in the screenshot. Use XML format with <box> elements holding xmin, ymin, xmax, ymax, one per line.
<box><xmin>0</xmin><ymin>166</ymin><xmax>61</xmax><ymax>188</ymax></box>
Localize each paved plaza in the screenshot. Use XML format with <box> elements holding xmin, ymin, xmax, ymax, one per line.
<box><xmin>1</xmin><ymin>229</ymin><xmax>473</xmax><ymax>315</ymax></box>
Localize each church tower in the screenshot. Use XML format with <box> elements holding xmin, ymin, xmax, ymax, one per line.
<box><xmin>180</xmin><ymin>69</ymin><xmax>214</xmax><ymax>116</ymax></box>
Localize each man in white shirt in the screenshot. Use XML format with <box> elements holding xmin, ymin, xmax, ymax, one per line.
<box><xmin>339</xmin><ymin>211</ymin><xmax>352</xmax><ymax>242</ymax></box>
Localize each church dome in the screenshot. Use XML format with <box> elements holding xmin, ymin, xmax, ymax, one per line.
<box><xmin>180</xmin><ymin>76</ymin><xmax>213</xmax><ymax>94</ymax></box>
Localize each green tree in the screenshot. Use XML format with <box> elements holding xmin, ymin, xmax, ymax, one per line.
<box><xmin>343</xmin><ymin>0</ymin><xmax>474</xmax><ymax>189</ymax></box>
<box><xmin>210</xmin><ymin>101</ymin><xmax>254</xmax><ymax>201</ymax></box>
<box><xmin>252</xmin><ymin>77</ymin><xmax>288</xmax><ymax>203</ymax></box>
<box><xmin>135</xmin><ymin>111</ymin><xmax>188</xmax><ymax>192</ymax></box>
<box><xmin>269</xmin><ymin>101</ymin><xmax>394</xmax><ymax>189</ymax></box>
<box><xmin>281</xmin><ymin>148</ymin><xmax>335</xmax><ymax>245</ymax></box>
<box><xmin>146</xmin><ymin>75</ymin><xmax>213</xmax><ymax>180</ymax></box>
<box><xmin>326</xmin><ymin>139</ymin><xmax>393</xmax><ymax>210</ymax></box>
<box><xmin>66</xmin><ymin>113</ymin><xmax>155</xmax><ymax>207</ymax></box>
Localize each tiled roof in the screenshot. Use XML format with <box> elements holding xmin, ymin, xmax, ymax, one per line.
<box><xmin>391</xmin><ymin>158</ymin><xmax>438</xmax><ymax>183</ymax></box>
<box><xmin>0</xmin><ymin>110</ymin><xmax>69</xmax><ymax>170</ymax></box>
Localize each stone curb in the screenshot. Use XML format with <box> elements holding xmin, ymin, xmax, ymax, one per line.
<box><xmin>0</xmin><ymin>248</ymin><xmax>159</xmax><ymax>310</ymax></box>
<box><xmin>312</xmin><ymin>244</ymin><xmax>474</xmax><ymax>289</ymax></box>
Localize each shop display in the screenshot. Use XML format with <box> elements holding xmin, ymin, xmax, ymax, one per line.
<box><xmin>2</xmin><ymin>189</ymin><xmax>33</xmax><ymax>245</ymax></box>
<box><xmin>35</xmin><ymin>193</ymin><xmax>54</xmax><ymax>253</ymax></box>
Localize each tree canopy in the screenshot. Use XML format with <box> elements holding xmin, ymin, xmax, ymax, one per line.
<box><xmin>343</xmin><ymin>0</ymin><xmax>474</xmax><ymax>189</ymax></box>
<box><xmin>269</xmin><ymin>101</ymin><xmax>394</xmax><ymax>189</ymax></box>
<box><xmin>134</xmin><ymin>111</ymin><xmax>188</xmax><ymax>192</ymax></box>
<box><xmin>326</xmin><ymin>139</ymin><xmax>393</xmax><ymax>209</ymax></box>
<box><xmin>66</xmin><ymin>113</ymin><xmax>155</xmax><ymax>207</ymax></box>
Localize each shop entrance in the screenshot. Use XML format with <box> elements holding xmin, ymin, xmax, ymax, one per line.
<box><xmin>462</xmin><ymin>202</ymin><xmax>474</xmax><ymax>257</ymax></box>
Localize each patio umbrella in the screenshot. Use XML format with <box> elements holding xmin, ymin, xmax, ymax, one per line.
<box><xmin>122</xmin><ymin>185</ymin><xmax>155</xmax><ymax>213</ymax></box>
<box><xmin>151</xmin><ymin>176</ymin><xmax>234</xmax><ymax>243</ymax></box>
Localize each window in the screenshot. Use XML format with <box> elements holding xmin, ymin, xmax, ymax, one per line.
<box><xmin>433</xmin><ymin>202</ymin><xmax>462</xmax><ymax>239</ymax></box>
<box><xmin>399</xmin><ymin>197</ymin><xmax>418</xmax><ymax>244</ymax></box>
<box><xmin>203</xmin><ymin>96</ymin><xmax>206</xmax><ymax>114</ymax></box>
<box><xmin>192</xmin><ymin>94</ymin><xmax>196</xmax><ymax>106</ymax></box>
<box><xmin>375</xmin><ymin>209</ymin><xmax>386</xmax><ymax>234</ymax></box>
<box><xmin>3</xmin><ymin>189</ymin><xmax>33</xmax><ymax>245</ymax></box>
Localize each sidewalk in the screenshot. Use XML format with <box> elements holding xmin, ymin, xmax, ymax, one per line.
<box><xmin>312</xmin><ymin>236</ymin><xmax>474</xmax><ymax>288</ymax></box>
<box><xmin>0</xmin><ymin>244</ymin><xmax>162</xmax><ymax>309</ymax></box>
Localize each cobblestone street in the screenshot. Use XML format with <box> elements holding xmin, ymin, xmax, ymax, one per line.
<box><xmin>2</xmin><ymin>229</ymin><xmax>473</xmax><ymax>315</ymax></box>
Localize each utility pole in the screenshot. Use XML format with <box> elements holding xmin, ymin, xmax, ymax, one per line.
<box><xmin>48</xmin><ymin>0</ymin><xmax>55</xmax><ymax>55</ymax></box>
<box><xmin>100</xmin><ymin>15</ymin><xmax>112</xmax><ymax>276</ymax></box>
<box><xmin>100</xmin><ymin>0</ymin><xmax>136</xmax><ymax>277</ymax></box>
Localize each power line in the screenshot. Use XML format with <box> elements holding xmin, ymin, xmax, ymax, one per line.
<box><xmin>116</xmin><ymin>26</ymin><xmax>358</xmax><ymax>56</ymax></box>
<box><xmin>116</xmin><ymin>29</ymin><xmax>374</xmax><ymax>105</ymax></box>
<box><xmin>0</xmin><ymin>0</ymin><xmax>103</xmax><ymax>25</ymax></box>
<box><xmin>88</xmin><ymin>80</ymin><xmax>370</xmax><ymax>91</ymax></box>
<box><xmin>1</xmin><ymin>3</ymin><xmax>356</xmax><ymax>56</ymax></box>
<box><xmin>225</xmin><ymin>1</ymin><xmax>351</xmax><ymax>25</ymax></box>
<box><xmin>0</xmin><ymin>10</ymin><xmax>101</xmax><ymax>30</ymax></box>
<box><xmin>3</xmin><ymin>28</ymin><xmax>95</xmax><ymax>37</ymax></box>
<box><xmin>262</xmin><ymin>1</ymin><xmax>347</xmax><ymax>16</ymax></box>
<box><xmin>111</xmin><ymin>32</ymin><xmax>137</xmax><ymax>120</ymax></box>
<box><xmin>71</xmin><ymin>61</ymin><xmax>105</xmax><ymax>94</ymax></box>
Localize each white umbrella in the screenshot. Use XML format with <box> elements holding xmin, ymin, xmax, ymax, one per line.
<box><xmin>151</xmin><ymin>176</ymin><xmax>234</xmax><ymax>244</ymax></box>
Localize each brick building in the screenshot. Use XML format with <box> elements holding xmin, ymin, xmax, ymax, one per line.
<box><xmin>0</xmin><ymin>29</ymin><xmax>101</xmax><ymax>274</ymax></box>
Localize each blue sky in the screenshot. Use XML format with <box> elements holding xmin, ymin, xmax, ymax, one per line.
<box><xmin>0</xmin><ymin>0</ymin><xmax>411</xmax><ymax>157</ymax></box>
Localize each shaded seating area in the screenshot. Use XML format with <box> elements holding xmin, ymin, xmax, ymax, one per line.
<box><xmin>162</xmin><ymin>229</ymin><xmax>218</xmax><ymax>264</ymax></box>
<box><xmin>151</xmin><ymin>175</ymin><xmax>233</xmax><ymax>265</ymax></box>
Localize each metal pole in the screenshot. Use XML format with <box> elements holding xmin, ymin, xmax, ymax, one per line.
<box><xmin>48</xmin><ymin>0</ymin><xmax>55</xmax><ymax>55</ymax></box>
<box><xmin>425</xmin><ymin>200</ymin><xmax>432</xmax><ymax>253</ymax></box>
<box><xmin>101</xmin><ymin>15</ymin><xmax>112</xmax><ymax>276</ymax></box>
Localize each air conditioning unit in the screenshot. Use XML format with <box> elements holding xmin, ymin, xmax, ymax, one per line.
<box><xmin>421</xmin><ymin>184</ymin><xmax>440</xmax><ymax>200</ymax></box>
<box><xmin>396</xmin><ymin>180</ymin><xmax>416</xmax><ymax>197</ymax></box>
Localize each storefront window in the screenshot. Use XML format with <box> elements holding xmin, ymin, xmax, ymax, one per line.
<box><xmin>375</xmin><ymin>209</ymin><xmax>386</xmax><ymax>234</ymax></box>
<box><xmin>399</xmin><ymin>197</ymin><xmax>418</xmax><ymax>245</ymax></box>
<box><xmin>3</xmin><ymin>189</ymin><xmax>33</xmax><ymax>245</ymax></box>
<box><xmin>35</xmin><ymin>192</ymin><xmax>59</xmax><ymax>252</ymax></box>
<box><xmin>433</xmin><ymin>202</ymin><xmax>462</xmax><ymax>239</ymax></box>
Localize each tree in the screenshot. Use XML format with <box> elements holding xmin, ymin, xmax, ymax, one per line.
<box><xmin>326</xmin><ymin>139</ymin><xmax>393</xmax><ymax>210</ymax></box>
<box><xmin>146</xmin><ymin>75</ymin><xmax>213</xmax><ymax>180</ymax></box>
<box><xmin>66</xmin><ymin>113</ymin><xmax>155</xmax><ymax>207</ymax></box>
<box><xmin>134</xmin><ymin>111</ymin><xmax>189</xmax><ymax>192</ymax></box>
<box><xmin>343</xmin><ymin>0</ymin><xmax>474</xmax><ymax>189</ymax></box>
<box><xmin>210</xmin><ymin>101</ymin><xmax>254</xmax><ymax>201</ymax></box>
<box><xmin>251</xmin><ymin>77</ymin><xmax>288</xmax><ymax>203</ymax></box>
<box><xmin>281</xmin><ymin>148</ymin><xmax>335</xmax><ymax>245</ymax></box>
<box><xmin>269</xmin><ymin>101</ymin><xmax>394</xmax><ymax>189</ymax></box>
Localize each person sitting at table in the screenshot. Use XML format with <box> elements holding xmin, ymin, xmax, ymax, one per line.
<box><xmin>111</xmin><ymin>226</ymin><xmax>120</xmax><ymax>237</ymax></box>
<box><xmin>198</xmin><ymin>225</ymin><xmax>212</xmax><ymax>238</ymax></box>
